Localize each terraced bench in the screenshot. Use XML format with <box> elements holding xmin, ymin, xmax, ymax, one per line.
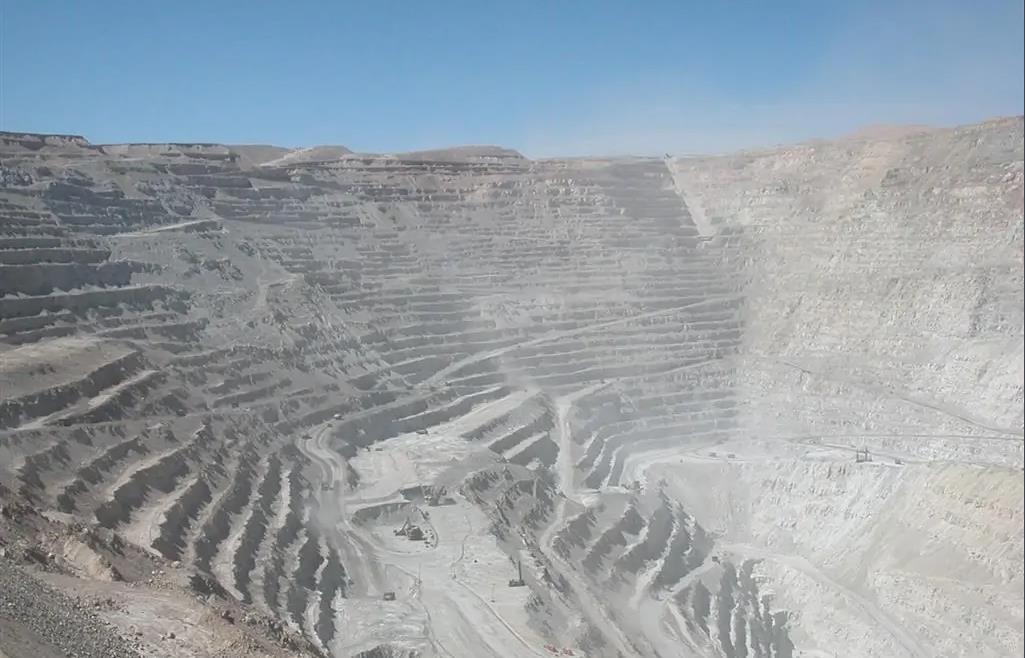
<box><xmin>0</xmin><ymin>121</ymin><xmax>1020</xmax><ymax>657</ymax></box>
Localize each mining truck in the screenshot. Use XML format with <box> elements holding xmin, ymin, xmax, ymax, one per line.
<box><xmin>508</xmin><ymin>560</ymin><xmax>525</xmax><ymax>587</ymax></box>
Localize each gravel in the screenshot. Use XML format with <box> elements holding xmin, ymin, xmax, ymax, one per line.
<box><xmin>0</xmin><ymin>556</ymin><xmax>141</xmax><ymax>658</ymax></box>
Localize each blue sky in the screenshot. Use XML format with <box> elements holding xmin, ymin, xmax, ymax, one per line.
<box><xmin>1</xmin><ymin>1</ymin><xmax>1022</xmax><ymax>156</ymax></box>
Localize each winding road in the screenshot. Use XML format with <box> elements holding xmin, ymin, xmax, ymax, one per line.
<box><xmin>299</xmin><ymin>420</ymin><xmax>549</xmax><ymax>657</ymax></box>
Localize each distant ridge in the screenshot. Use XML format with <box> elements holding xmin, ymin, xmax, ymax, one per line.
<box><xmin>390</xmin><ymin>145</ymin><xmax>525</xmax><ymax>161</ymax></box>
<box><xmin>258</xmin><ymin>145</ymin><xmax>353</xmax><ymax>167</ymax></box>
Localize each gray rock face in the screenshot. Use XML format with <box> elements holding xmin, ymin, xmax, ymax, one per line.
<box><xmin>0</xmin><ymin>118</ymin><xmax>1021</xmax><ymax>658</ymax></box>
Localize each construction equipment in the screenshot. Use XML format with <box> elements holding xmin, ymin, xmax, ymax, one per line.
<box><xmin>426</xmin><ymin>486</ymin><xmax>452</xmax><ymax>506</ymax></box>
<box><xmin>508</xmin><ymin>560</ymin><xmax>525</xmax><ymax>587</ymax></box>
<box><xmin>395</xmin><ymin>518</ymin><xmax>426</xmax><ymax>541</ymax></box>
<box><xmin>855</xmin><ymin>447</ymin><xmax>872</xmax><ymax>463</ymax></box>
<box><xmin>382</xmin><ymin>591</ymin><xmax>396</xmax><ymax>601</ymax></box>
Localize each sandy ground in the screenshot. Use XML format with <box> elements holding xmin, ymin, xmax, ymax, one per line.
<box><xmin>299</xmin><ymin>391</ymin><xmax>558</xmax><ymax>657</ymax></box>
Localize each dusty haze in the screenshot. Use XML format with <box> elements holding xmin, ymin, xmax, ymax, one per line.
<box><xmin>0</xmin><ymin>117</ymin><xmax>1022</xmax><ymax>658</ymax></box>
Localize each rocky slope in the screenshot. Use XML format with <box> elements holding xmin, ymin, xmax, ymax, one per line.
<box><xmin>0</xmin><ymin>118</ymin><xmax>1021</xmax><ymax>657</ymax></box>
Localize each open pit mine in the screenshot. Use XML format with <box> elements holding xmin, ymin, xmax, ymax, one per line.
<box><xmin>0</xmin><ymin>118</ymin><xmax>1022</xmax><ymax>658</ymax></box>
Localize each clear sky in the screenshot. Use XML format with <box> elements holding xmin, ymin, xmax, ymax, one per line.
<box><xmin>2</xmin><ymin>1</ymin><xmax>1022</xmax><ymax>156</ymax></box>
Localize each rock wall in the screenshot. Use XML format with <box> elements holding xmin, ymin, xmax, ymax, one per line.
<box><xmin>0</xmin><ymin>118</ymin><xmax>1021</xmax><ymax>657</ymax></box>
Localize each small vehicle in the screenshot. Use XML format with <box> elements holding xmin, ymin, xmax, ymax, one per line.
<box><xmin>415</xmin><ymin>429</ymin><xmax>429</xmax><ymax>436</ymax></box>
